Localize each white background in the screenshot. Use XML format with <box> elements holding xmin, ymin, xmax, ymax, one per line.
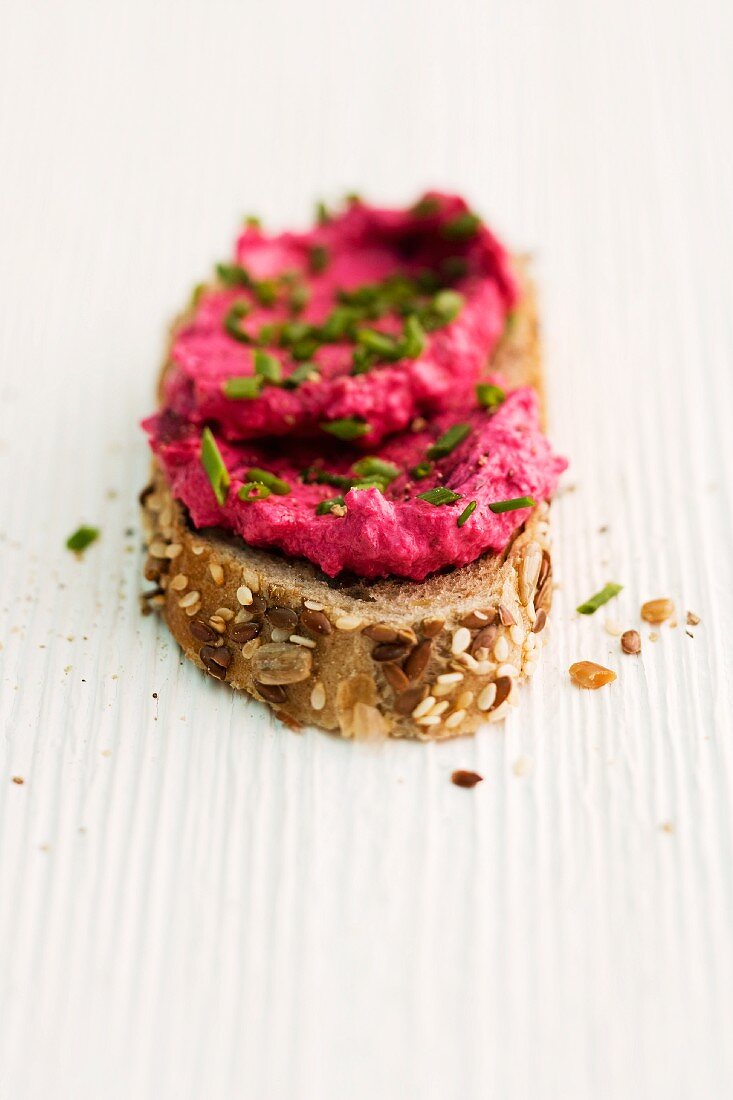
<box><xmin>1</xmin><ymin>1</ymin><xmax>732</xmax><ymax>1097</ymax></box>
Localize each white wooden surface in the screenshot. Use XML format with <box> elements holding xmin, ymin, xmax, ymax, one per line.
<box><xmin>1</xmin><ymin>1</ymin><xmax>732</xmax><ymax>1097</ymax></box>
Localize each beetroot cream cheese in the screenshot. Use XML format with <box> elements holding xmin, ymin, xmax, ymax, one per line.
<box><xmin>145</xmin><ymin>194</ymin><xmax>567</xmax><ymax>581</ymax></box>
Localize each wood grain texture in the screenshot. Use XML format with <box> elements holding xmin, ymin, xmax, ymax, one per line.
<box><xmin>0</xmin><ymin>1</ymin><xmax>732</xmax><ymax>1097</ymax></box>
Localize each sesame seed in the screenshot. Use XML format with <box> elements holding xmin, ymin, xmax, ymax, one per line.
<box><xmin>270</xmin><ymin>627</ymin><xmax>291</xmax><ymax>643</ymax></box>
<box><xmin>209</xmin><ymin>562</ymin><xmax>225</xmax><ymax>586</ymax></box>
<box><xmin>148</xmin><ymin>540</ymin><xmax>168</xmax><ymax>559</ymax></box>
<box><xmin>290</xmin><ymin>634</ymin><xmax>316</xmax><ymax>648</ymax></box>
<box><xmin>416</xmin><ymin>714</ymin><xmax>441</xmax><ymax>727</ymax></box>
<box><xmin>192</xmin><ymin>544</ymin><xmax>205</xmax><ymax>555</ymax></box>
<box><xmin>451</xmin><ymin>627</ymin><xmax>471</xmax><ymax>655</ymax></box>
<box><xmin>493</xmin><ymin>635</ymin><xmax>509</xmax><ymax>662</ymax></box>
<box><xmin>445</xmin><ymin>709</ymin><xmax>466</xmax><ymax>729</ymax></box>
<box><xmin>497</xmin><ymin>663</ymin><xmax>520</xmax><ymax>678</ymax></box>
<box><xmin>412</xmin><ymin>695</ymin><xmax>436</xmax><ymax>719</ymax></box>
<box><xmin>335</xmin><ymin>615</ymin><xmax>362</xmax><ymax>631</ymax></box>
<box><xmin>169</xmin><ymin>573</ymin><xmax>188</xmax><ymax>591</ymax></box>
<box><xmin>165</xmin><ymin>543</ymin><xmax>183</xmax><ymax>559</ymax></box>
<box><xmin>236</xmin><ymin>585</ymin><xmax>253</xmax><ymax>606</ymax></box>
<box><xmin>437</xmin><ymin>671</ymin><xmax>464</xmax><ymax>684</ymax></box>
<box><xmin>184</xmin><ymin>602</ymin><xmax>202</xmax><ymax>617</ymax></box>
<box><xmin>474</xmin><ymin>660</ymin><xmax>495</xmax><ymax>675</ymax></box>
<box><xmin>510</xmin><ymin>624</ymin><xmax>526</xmax><ymax>645</ymax></box>
<box><xmin>310</xmin><ymin>681</ymin><xmax>326</xmax><ymax>710</ymax></box>
<box><xmin>214</xmin><ymin>607</ymin><xmax>234</xmax><ymax>621</ymax></box>
<box><xmin>477</xmin><ymin>683</ymin><xmax>497</xmax><ymax>711</ymax></box>
<box><xmin>524</xmin><ymin>660</ymin><xmax>537</xmax><ymax>677</ymax></box>
<box><xmin>304</xmin><ymin>600</ymin><xmax>325</xmax><ymax>611</ymax></box>
<box><xmin>455</xmin><ymin>690</ymin><xmax>474</xmax><ymax>709</ymax></box>
<box><xmin>208</xmin><ymin>616</ymin><xmax>227</xmax><ymax>634</ymax></box>
<box><xmin>178</xmin><ymin>590</ymin><xmax>201</xmax><ymax>609</ymax></box>
<box><xmin>429</xmin><ymin>700</ymin><xmax>450</xmax><ymax>717</ymax></box>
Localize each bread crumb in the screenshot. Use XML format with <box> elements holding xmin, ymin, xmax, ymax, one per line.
<box><xmin>513</xmin><ymin>754</ymin><xmax>534</xmax><ymax>777</ymax></box>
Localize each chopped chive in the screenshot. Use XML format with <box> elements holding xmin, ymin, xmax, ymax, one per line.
<box><xmin>291</xmin><ymin>336</ymin><xmax>321</xmax><ymax>361</ymax></box>
<box><xmin>216</xmin><ymin>262</ymin><xmax>251</xmax><ymax>287</ymax></box>
<box><xmin>431</xmin><ymin>289</ymin><xmax>464</xmax><ymax>323</ymax></box>
<box><xmin>253</xmin><ymin>279</ymin><xmax>278</xmax><ymax>307</ymax></box>
<box><xmin>316</xmin><ymin>200</ymin><xmax>331</xmax><ymax>225</ymax></box>
<box><xmin>441</xmin><ymin>256</ymin><xmax>469</xmax><ymax>281</ymax></box>
<box><xmin>316</xmin><ymin>495</ymin><xmax>345</xmax><ymax>515</ymax></box>
<box><xmin>476</xmin><ymin>382</ymin><xmax>505</xmax><ymax>408</ymax></box>
<box><xmin>320</xmin><ymin>417</ymin><xmax>370</xmax><ymax>441</ymax></box>
<box><xmin>320</xmin><ymin>306</ymin><xmax>358</xmax><ymax>341</ymax></box>
<box><xmin>243</xmin><ymin>215</ymin><xmax>261</xmax><ymax>230</ymax></box>
<box><xmin>351</xmin><ymin>346</ymin><xmax>376</xmax><ymax>375</ymax></box>
<box><xmin>345</xmin><ymin>191</ymin><xmax>363</xmax><ymax>205</ymax></box>
<box><xmin>488</xmin><ymin>496</ymin><xmax>536</xmax><ymax>513</ymax></box>
<box><xmin>253</xmin><ymin>349</ymin><xmax>282</xmax><ymax>384</ymax></box>
<box><xmin>223</xmin><ymin>301</ymin><xmax>253</xmax><ymax>343</ymax></box>
<box><xmin>442</xmin><ymin>211</ymin><xmax>481</xmax><ymax>241</ymax></box>
<box><xmin>356</xmin><ymin>327</ymin><xmax>400</xmax><ymax>358</ymax></box>
<box><xmin>427</xmin><ymin>423</ymin><xmax>472</xmax><ymax>460</ymax></box>
<box><xmin>66</xmin><ymin>525</ymin><xmax>99</xmax><ymax>552</ymax></box>
<box><xmin>223</xmin><ymin>375</ymin><xmax>264</xmax><ymax>400</ymax></box>
<box><xmin>278</xmin><ymin>320</ymin><xmax>312</xmax><ymax>346</ymax></box>
<box><xmin>400</xmin><ymin>314</ymin><xmax>426</xmax><ymax>358</ymax></box>
<box><xmin>577</xmin><ymin>583</ymin><xmax>623</xmax><ymax>616</ymax></box>
<box><xmin>309</xmin><ymin>244</ymin><xmax>329</xmax><ymax>274</ymax></box>
<box><xmin>288</xmin><ymin>282</ymin><xmax>310</xmax><ymax>314</ymax></box>
<box><xmin>350</xmin><ymin>480</ymin><xmax>384</xmax><ymax>492</ymax></box>
<box><xmin>284</xmin><ymin>362</ymin><xmax>320</xmax><ymax>389</ymax></box>
<box><xmin>237</xmin><ymin>482</ymin><xmax>271</xmax><ymax>502</ymax></box>
<box><xmin>457</xmin><ymin>501</ymin><xmax>477</xmax><ymax>527</ymax></box>
<box><xmin>303</xmin><ymin>468</ymin><xmax>354</xmax><ymax>489</ymax></box>
<box><xmin>416</xmin><ymin>486</ymin><xmax>462</xmax><ymax>506</ymax></box>
<box><xmin>257</xmin><ymin>322</ymin><xmax>281</xmax><ymax>344</ymax></box>
<box><xmin>189</xmin><ymin>282</ymin><xmax>206</xmax><ymax>310</ymax></box>
<box><xmin>410</xmin><ymin>460</ymin><xmax>434</xmax><ymax>480</ymax></box>
<box><xmin>351</xmin><ymin>457</ymin><xmax>400</xmax><ymax>483</ymax></box>
<box><xmin>201</xmin><ymin>428</ymin><xmax>230</xmax><ymax>505</ymax></box>
<box><xmin>246</xmin><ymin>468</ymin><xmax>291</xmax><ymax>496</ymax></box>
<box><xmin>411</xmin><ymin>196</ymin><xmax>441</xmax><ymax>218</ymax></box>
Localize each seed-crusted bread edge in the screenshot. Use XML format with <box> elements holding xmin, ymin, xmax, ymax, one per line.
<box><xmin>140</xmin><ymin>259</ymin><xmax>555</xmax><ymax>740</ymax></box>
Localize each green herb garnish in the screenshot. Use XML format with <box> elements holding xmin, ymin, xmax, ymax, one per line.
<box><xmin>441</xmin><ymin>256</ymin><xmax>469</xmax><ymax>281</ymax></box>
<box><xmin>577</xmin><ymin>583</ymin><xmax>623</xmax><ymax>616</ymax></box>
<box><xmin>224</xmin><ymin>301</ymin><xmax>253</xmax><ymax>343</ymax></box>
<box><xmin>253</xmin><ymin>349</ymin><xmax>282</xmax><ymax>384</ymax></box>
<box><xmin>401</xmin><ymin>314</ymin><xmax>426</xmax><ymax>358</ymax></box>
<box><xmin>431</xmin><ymin>289</ymin><xmax>464</xmax><ymax>323</ymax></box>
<box><xmin>427</xmin><ymin>423</ymin><xmax>472</xmax><ymax>460</ymax></box>
<box><xmin>284</xmin><ymin>362</ymin><xmax>320</xmax><ymax>389</ymax></box>
<box><xmin>216</xmin><ymin>263</ymin><xmax>251</xmax><ymax>287</ymax></box>
<box><xmin>356</xmin><ymin>327</ymin><xmax>400</xmax><ymax>359</ymax></box>
<box><xmin>316</xmin><ymin>495</ymin><xmax>345</xmax><ymax>515</ymax></box>
<box><xmin>320</xmin><ymin>418</ymin><xmax>370</xmax><ymax>441</ymax></box>
<box><xmin>351</xmin><ymin>457</ymin><xmax>400</xmax><ymax>484</ymax></box>
<box><xmin>252</xmin><ymin>279</ymin><xmax>278</xmax><ymax>307</ymax></box>
<box><xmin>288</xmin><ymin>282</ymin><xmax>310</xmax><ymax>314</ymax></box>
<box><xmin>411</xmin><ymin>196</ymin><xmax>441</xmax><ymax>218</ymax></box>
<box><xmin>457</xmin><ymin>501</ymin><xmax>477</xmax><ymax>527</ymax></box>
<box><xmin>488</xmin><ymin>496</ymin><xmax>536</xmax><ymax>513</ymax></box>
<box><xmin>303</xmin><ymin>468</ymin><xmax>354</xmax><ymax>489</ymax></box>
<box><xmin>246</xmin><ymin>468</ymin><xmax>291</xmax><ymax>496</ymax></box>
<box><xmin>201</xmin><ymin>427</ymin><xmax>230</xmax><ymax>505</ymax></box>
<box><xmin>66</xmin><ymin>526</ymin><xmax>99</xmax><ymax>552</ymax></box>
<box><xmin>189</xmin><ymin>282</ymin><xmax>206</xmax><ymax>309</ymax></box>
<box><xmin>410</xmin><ymin>460</ymin><xmax>434</xmax><ymax>480</ymax></box>
<box><xmin>243</xmin><ymin>215</ymin><xmax>261</xmax><ymax>230</ymax></box>
<box><xmin>309</xmin><ymin>244</ymin><xmax>329</xmax><ymax>274</ymax></box>
<box><xmin>238</xmin><ymin>482</ymin><xmax>271</xmax><ymax>502</ymax></box>
<box><xmin>291</xmin><ymin>336</ymin><xmax>321</xmax><ymax>361</ymax></box>
<box><xmin>416</xmin><ymin>486</ymin><xmax>462</xmax><ymax>506</ymax></box>
<box><xmin>476</xmin><ymin>382</ymin><xmax>505</xmax><ymax>408</ymax></box>
<box><xmin>223</xmin><ymin>376</ymin><xmax>264</xmax><ymax>399</ymax></box>
<box><xmin>351</xmin><ymin>346</ymin><xmax>376</xmax><ymax>375</ymax></box>
<box><xmin>442</xmin><ymin>211</ymin><xmax>481</xmax><ymax>241</ymax></box>
<box><xmin>316</xmin><ymin>200</ymin><xmax>331</xmax><ymax>225</ymax></box>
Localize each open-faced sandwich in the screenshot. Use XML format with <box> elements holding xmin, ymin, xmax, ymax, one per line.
<box><xmin>141</xmin><ymin>193</ymin><xmax>566</xmax><ymax>738</ymax></box>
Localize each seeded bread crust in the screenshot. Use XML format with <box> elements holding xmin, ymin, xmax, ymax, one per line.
<box><xmin>140</xmin><ymin>260</ymin><xmax>554</xmax><ymax>739</ymax></box>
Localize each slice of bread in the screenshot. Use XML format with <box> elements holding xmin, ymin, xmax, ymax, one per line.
<box><xmin>140</xmin><ymin>261</ymin><xmax>554</xmax><ymax>739</ymax></box>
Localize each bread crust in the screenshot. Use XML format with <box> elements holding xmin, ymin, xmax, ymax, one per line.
<box><xmin>140</xmin><ymin>260</ymin><xmax>554</xmax><ymax>739</ymax></box>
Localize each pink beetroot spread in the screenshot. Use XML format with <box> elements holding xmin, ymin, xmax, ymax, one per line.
<box><xmin>163</xmin><ymin>193</ymin><xmax>517</xmax><ymax>447</ymax></box>
<box><xmin>145</xmin><ymin>194</ymin><xmax>567</xmax><ymax>581</ymax></box>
